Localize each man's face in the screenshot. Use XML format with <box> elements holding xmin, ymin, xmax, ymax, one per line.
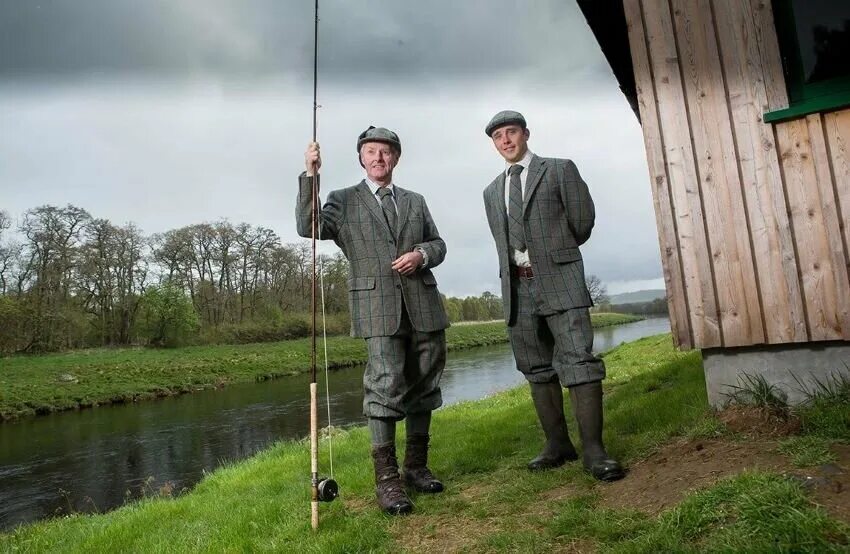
<box><xmin>491</xmin><ymin>124</ymin><xmax>530</xmax><ymax>163</ymax></box>
<box><xmin>360</xmin><ymin>141</ymin><xmax>398</xmax><ymax>184</ymax></box>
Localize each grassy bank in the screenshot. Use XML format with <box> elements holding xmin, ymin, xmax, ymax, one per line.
<box><xmin>0</xmin><ymin>314</ymin><xmax>641</xmax><ymax>421</ymax></box>
<box><xmin>3</xmin><ymin>333</ymin><xmax>846</xmax><ymax>552</ymax></box>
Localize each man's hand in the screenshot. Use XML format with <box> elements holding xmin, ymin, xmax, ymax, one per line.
<box><xmin>305</xmin><ymin>142</ymin><xmax>322</xmax><ymax>176</ymax></box>
<box><xmin>391</xmin><ymin>251</ymin><xmax>424</xmax><ymax>276</ymax></box>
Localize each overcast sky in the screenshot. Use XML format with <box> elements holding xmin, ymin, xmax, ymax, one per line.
<box><xmin>0</xmin><ymin>0</ymin><xmax>663</xmax><ymax>297</ymax></box>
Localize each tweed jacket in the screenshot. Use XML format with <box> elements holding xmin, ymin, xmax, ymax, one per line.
<box><xmin>297</xmin><ymin>174</ymin><xmax>449</xmax><ymax>338</ymax></box>
<box><xmin>483</xmin><ymin>154</ymin><xmax>595</xmax><ymax>323</ymax></box>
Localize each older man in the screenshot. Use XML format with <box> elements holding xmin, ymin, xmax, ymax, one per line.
<box><xmin>298</xmin><ymin>126</ymin><xmax>449</xmax><ymax>514</ymax></box>
<box><xmin>482</xmin><ymin>110</ymin><xmax>624</xmax><ymax>482</ymax></box>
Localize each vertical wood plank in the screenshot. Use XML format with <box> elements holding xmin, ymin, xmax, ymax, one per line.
<box><xmin>823</xmin><ymin>110</ymin><xmax>850</xmax><ymax>306</ymax></box>
<box><xmin>808</xmin><ymin>114</ymin><xmax>850</xmax><ymax>339</ymax></box>
<box><xmin>623</xmin><ymin>0</ymin><xmax>693</xmax><ymax>348</ymax></box>
<box><xmin>639</xmin><ymin>0</ymin><xmax>721</xmax><ymax>347</ymax></box>
<box><xmin>751</xmin><ymin>0</ymin><xmax>789</xmax><ymax>111</ymax></box>
<box><xmin>713</xmin><ymin>0</ymin><xmax>807</xmax><ymax>343</ymax></box>
<box><xmin>776</xmin><ymin>117</ymin><xmax>846</xmax><ymax>340</ymax></box>
<box><xmin>670</xmin><ymin>0</ymin><xmax>763</xmax><ymax>347</ymax></box>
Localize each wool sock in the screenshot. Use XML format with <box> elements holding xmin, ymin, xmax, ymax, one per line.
<box><xmin>368</xmin><ymin>417</ymin><xmax>397</xmax><ymax>446</ymax></box>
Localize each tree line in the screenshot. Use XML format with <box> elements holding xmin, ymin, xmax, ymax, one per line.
<box><xmin>0</xmin><ymin>205</ymin><xmax>524</xmax><ymax>354</ymax></box>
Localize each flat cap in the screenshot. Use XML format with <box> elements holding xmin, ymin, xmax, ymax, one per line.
<box><xmin>485</xmin><ymin>110</ymin><xmax>527</xmax><ymax>136</ymax></box>
<box><xmin>356</xmin><ymin>126</ymin><xmax>402</xmax><ymax>155</ymax></box>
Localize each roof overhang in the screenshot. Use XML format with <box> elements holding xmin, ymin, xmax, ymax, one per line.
<box><xmin>576</xmin><ymin>0</ymin><xmax>640</xmax><ymax>120</ymax></box>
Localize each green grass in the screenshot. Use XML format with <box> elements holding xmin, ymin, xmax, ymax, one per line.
<box><xmin>3</xmin><ymin>333</ymin><xmax>846</xmax><ymax>552</ymax></box>
<box><xmin>0</xmin><ymin>314</ymin><xmax>639</xmax><ymax>421</ymax></box>
<box><xmin>587</xmin><ymin>312</ymin><xmax>644</xmax><ymax>328</ymax></box>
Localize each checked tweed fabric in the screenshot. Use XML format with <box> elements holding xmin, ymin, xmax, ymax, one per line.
<box><xmin>507</xmin><ymin>164</ymin><xmax>525</xmax><ymax>250</ymax></box>
<box><xmin>483</xmin><ymin>155</ymin><xmax>596</xmax><ymax>324</ymax></box>
<box><xmin>296</xmin><ymin>174</ymin><xmax>449</xmax><ymax>338</ymax></box>
<box><xmin>378</xmin><ymin>187</ymin><xmax>397</xmax><ymax>234</ymax></box>
<box><xmin>507</xmin><ymin>277</ymin><xmax>604</xmax><ymax>386</ymax></box>
<box><xmin>362</xmin><ymin>312</ymin><xmax>446</xmax><ymax>418</ymax></box>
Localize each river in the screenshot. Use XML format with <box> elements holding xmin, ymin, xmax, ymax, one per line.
<box><xmin>0</xmin><ymin>317</ymin><xmax>669</xmax><ymax>531</ymax></box>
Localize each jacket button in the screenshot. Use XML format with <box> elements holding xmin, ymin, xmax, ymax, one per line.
<box><xmin>396</xmin><ymin>284</ymin><xmax>401</xmax><ymax>289</ymax></box>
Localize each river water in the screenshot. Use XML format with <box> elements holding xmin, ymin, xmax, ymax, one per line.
<box><xmin>0</xmin><ymin>317</ymin><xmax>669</xmax><ymax>531</ymax></box>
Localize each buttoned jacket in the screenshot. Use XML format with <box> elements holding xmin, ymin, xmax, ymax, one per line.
<box><xmin>483</xmin><ymin>155</ymin><xmax>595</xmax><ymax>323</ymax></box>
<box><xmin>297</xmin><ymin>174</ymin><xmax>449</xmax><ymax>338</ymax></box>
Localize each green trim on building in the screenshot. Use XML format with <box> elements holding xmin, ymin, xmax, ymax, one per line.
<box><xmin>765</xmin><ymin>0</ymin><xmax>850</xmax><ymax>123</ymax></box>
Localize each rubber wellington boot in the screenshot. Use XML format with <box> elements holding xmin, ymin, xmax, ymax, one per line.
<box><xmin>569</xmin><ymin>381</ymin><xmax>625</xmax><ymax>481</ymax></box>
<box><xmin>527</xmin><ymin>381</ymin><xmax>579</xmax><ymax>471</ymax></box>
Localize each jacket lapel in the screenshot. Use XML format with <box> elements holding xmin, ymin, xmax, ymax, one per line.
<box><xmin>355</xmin><ymin>181</ymin><xmax>392</xmax><ymax>236</ymax></box>
<box><xmin>394</xmin><ymin>186</ymin><xmax>411</xmax><ymax>240</ymax></box>
<box><xmin>489</xmin><ymin>173</ymin><xmax>509</xmax><ymax>249</ymax></box>
<box><xmin>523</xmin><ymin>155</ymin><xmax>546</xmax><ymax>215</ymax></box>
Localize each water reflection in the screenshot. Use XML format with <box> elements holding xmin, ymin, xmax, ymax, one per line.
<box><xmin>0</xmin><ymin>317</ymin><xmax>669</xmax><ymax>530</ymax></box>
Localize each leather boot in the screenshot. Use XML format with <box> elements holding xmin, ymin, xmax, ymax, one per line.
<box><xmin>527</xmin><ymin>381</ymin><xmax>579</xmax><ymax>471</ymax></box>
<box><xmin>569</xmin><ymin>381</ymin><xmax>625</xmax><ymax>481</ymax></box>
<box><xmin>403</xmin><ymin>434</ymin><xmax>444</xmax><ymax>493</ymax></box>
<box><xmin>371</xmin><ymin>443</ymin><xmax>413</xmax><ymax>515</ymax></box>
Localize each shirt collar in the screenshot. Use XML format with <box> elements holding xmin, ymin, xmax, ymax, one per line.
<box><xmin>504</xmin><ymin>149</ymin><xmax>534</xmax><ymax>176</ymax></box>
<box><xmin>366</xmin><ymin>177</ymin><xmax>394</xmax><ymax>196</ymax></box>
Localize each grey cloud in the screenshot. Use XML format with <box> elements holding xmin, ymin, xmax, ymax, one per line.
<box><xmin>1</xmin><ymin>0</ymin><xmax>608</xmax><ymax>84</ymax></box>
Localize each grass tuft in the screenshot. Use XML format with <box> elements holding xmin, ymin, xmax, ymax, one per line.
<box><xmin>723</xmin><ymin>371</ymin><xmax>789</xmax><ymax>413</ymax></box>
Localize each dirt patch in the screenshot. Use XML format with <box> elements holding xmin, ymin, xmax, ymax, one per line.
<box><xmin>598</xmin><ymin>438</ymin><xmax>849</xmax><ymax>523</ymax></box>
<box><xmin>800</xmin><ymin>444</ymin><xmax>850</xmax><ymax>523</ymax></box>
<box><xmin>599</xmin><ymin>438</ymin><xmax>787</xmax><ymax>514</ymax></box>
<box><xmin>718</xmin><ymin>405</ymin><xmax>801</xmax><ymax>437</ymax></box>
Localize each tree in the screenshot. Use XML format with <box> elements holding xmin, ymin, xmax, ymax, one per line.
<box><xmin>585</xmin><ymin>274</ymin><xmax>609</xmax><ymax>306</ymax></box>
<box><xmin>18</xmin><ymin>205</ymin><xmax>92</xmax><ymax>351</ymax></box>
<box><xmin>137</xmin><ymin>282</ymin><xmax>199</xmax><ymax>347</ymax></box>
<box><xmin>480</xmin><ymin>291</ymin><xmax>502</xmax><ymax>320</ymax></box>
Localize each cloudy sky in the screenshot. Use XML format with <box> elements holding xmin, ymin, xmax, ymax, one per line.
<box><xmin>0</xmin><ymin>0</ymin><xmax>663</xmax><ymax>297</ymax></box>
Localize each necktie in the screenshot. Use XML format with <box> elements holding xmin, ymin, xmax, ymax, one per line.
<box><xmin>378</xmin><ymin>187</ymin><xmax>397</xmax><ymax>234</ymax></box>
<box><xmin>507</xmin><ymin>164</ymin><xmax>525</xmax><ymax>250</ymax></box>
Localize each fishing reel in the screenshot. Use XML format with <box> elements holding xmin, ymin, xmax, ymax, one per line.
<box><xmin>317</xmin><ymin>477</ymin><xmax>339</xmax><ymax>502</ymax></box>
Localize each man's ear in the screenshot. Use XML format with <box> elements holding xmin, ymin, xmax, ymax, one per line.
<box><xmin>524</xmin><ymin>128</ymin><xmax>531</xmax><ymax>140</ymax></box>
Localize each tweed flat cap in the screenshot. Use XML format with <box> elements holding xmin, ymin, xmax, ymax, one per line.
<box><xmin>356</xmin><ymin>126</ymin><xmax>402</xmax><ymax>155</ymax></box>
<box><xmin>485</xmin><ymin>110</ymin><xmax>527</xmax><ymax>136</ymax></box>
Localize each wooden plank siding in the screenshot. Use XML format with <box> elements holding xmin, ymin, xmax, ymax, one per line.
<box><xmin>623</xmin><ymin>0</ymin><xmax>693</xmax><ymax>348</ymax></box>
<box><xmin>623</xmin><ymin>0</ymin><xmax>850</xmax><ymax>349</ymax></box>
<box><xmin>636</xmin><ymin>0</ymin><xmax>721</xmax><ymax>347</ymax></box>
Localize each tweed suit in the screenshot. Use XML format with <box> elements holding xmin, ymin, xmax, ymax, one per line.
<box><xmin>483</xmin><ymin>154</ymin><xmax>605</xmax><ymax>386</ymax></box>
<box><xmin>297</xmin><ymin>173</ymin><xmax>449</xmax><ymax>418</ymax></box>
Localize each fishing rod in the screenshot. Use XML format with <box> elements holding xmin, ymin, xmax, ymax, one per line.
<box><xmin>309</xmin><ymin>0</ymin><xmax>338</xmax><ymax>532</ymax></box>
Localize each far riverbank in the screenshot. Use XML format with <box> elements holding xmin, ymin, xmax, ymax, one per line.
<box><xmin>0</xmin><ymin>313</ymin><xmax>642</xmax><ymax>421</ymax></box>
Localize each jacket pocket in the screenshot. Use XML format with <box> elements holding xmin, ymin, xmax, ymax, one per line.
<box><xmin>550</xmin><ymin>247</ymin><xmax>582</xmax><ymax>264</ymax></box>
<box><xmin>348</xmin><ymin>277</ymin><xmax>376</xmax><ymax>291</ymax></box>
<box><xmin>422</xmin><ymin>272</ymin><xmax>437</xmax><ymax>286</ymax></box>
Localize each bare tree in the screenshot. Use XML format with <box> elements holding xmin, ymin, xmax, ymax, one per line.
<box><xmin>585</xmin><ymin>274</ymin><xmax>609</xmax><ymax>306</ymax></box>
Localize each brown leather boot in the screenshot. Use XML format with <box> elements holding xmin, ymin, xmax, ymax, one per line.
<box><xmin>403</xmin><ymin>434</ymin><xmax>444</xmax><ymax>493</ymax></box>
<box><xmin>372</xmin><ymin>443</ymin><xmax>413</xmax><ymax>515</ymax></box>
<box><xmin>528</xmin><ymin>381</ymin><xmax>579</xmax><ymax>471</ymax></box>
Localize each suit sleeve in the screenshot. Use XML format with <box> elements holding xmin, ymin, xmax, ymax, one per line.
<box><xmin>413</xmin><ymin>198</ymin><xmax>446</xmax><ymax>269</ymax></box>
<box><xmin>296</xmin><ymin>172</ymin><xmax>344</xmax><ymax>240</ymax></box>
<box><xmin>558</xmin><ymin>160</ymin><xmax>596</xmax><ymax>246</ymax></box>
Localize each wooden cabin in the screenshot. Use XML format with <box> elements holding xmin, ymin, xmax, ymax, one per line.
<box><xmin>578</xmin><ymin>0</ymin><xmax>850</xmax><ymax>405</ymax></box>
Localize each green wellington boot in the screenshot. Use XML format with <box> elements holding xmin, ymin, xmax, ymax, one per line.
<box><xmin>569</xmin><ymin>381</ymin><xmax>625</xmax><ymax>481</ymax></box>
<box><xmin>527</xmin><ymin>381</ymin><xmax>579</xmax><ymax>471</ymax></box>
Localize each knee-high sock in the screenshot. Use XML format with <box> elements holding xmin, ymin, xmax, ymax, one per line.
<box><xmin>368</xmin><ymin>417</ymin><xmax>397</xmax><ymax>446</ymax></box>
<box><xmin>405</xmin><ymin>411</ymin><xmax>432</xmax><ymax>437</ymax></box>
